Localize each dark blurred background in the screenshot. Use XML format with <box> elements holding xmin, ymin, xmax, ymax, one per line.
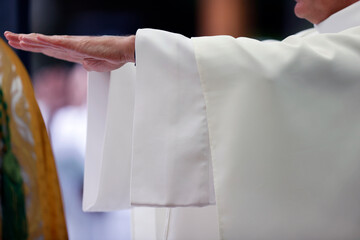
<box><xmin>0</xmin><ymin>1</ymin><xmax>312</xmax><ymax>239</ymax></box>
<box><xmin>1</xmin><ymin>0</ymin><xmax>312</xmax><ymax>74</ymax></box>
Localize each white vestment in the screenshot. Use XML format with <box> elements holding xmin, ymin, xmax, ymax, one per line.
<box><xmin>84</xmin><ymin>1</ymin><xmax>360</xmax><ymax>239</ymax></box>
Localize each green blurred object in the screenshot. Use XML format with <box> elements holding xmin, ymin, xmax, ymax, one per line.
<box><xmin>0</xmin><ymin>89</ymin><xmax>28</xmax><ymax>240</ymax></box>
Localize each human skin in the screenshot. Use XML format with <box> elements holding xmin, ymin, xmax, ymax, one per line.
<box><xmin>294</xmin><ymin>0</ymin><xmax>359</xmax><ymax>24</ymax></box>
<box><xmin>4</xmin><ymin>0</ymin><xmax>358</xmax><ymax>72</ymax></box>
<box><xmin>4</xmin><ymin>32</ymin><xmax>135</xmax><ymax>72</ymax></box>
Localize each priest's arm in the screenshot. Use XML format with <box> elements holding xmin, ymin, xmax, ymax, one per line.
<box><xmin>5</xmin><ymin>27</ymin><xmax>360</xmax><ymax>239</ymax></box>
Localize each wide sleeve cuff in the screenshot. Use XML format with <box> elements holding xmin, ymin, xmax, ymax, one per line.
<box><xmin>131</xmin><ymin>29</ymin><xmax>214</xmax><ymax>207</ymax></box>
<box><xmin>83</xmin><ymin>29</ymin><xmax>215</xmax><ymax>211</ymax></box>
<box><xmin>83</xmin><ymin>65</ymin><xmax>135</xmax><ymax>211</ymax></box>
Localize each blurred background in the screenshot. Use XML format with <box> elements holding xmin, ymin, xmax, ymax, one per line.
<box><xmin>0</xmin><ymin>0</ymin><xmax>311</xmax><ymax>239</ymax></box>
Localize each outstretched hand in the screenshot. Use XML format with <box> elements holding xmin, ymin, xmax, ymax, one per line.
<box><xmin>4</xmin><ymin>31</ymin><xmax>136</xmax><ymax>72</ymax></box>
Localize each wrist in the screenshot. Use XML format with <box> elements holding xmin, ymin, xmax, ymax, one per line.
<box><xmin>127</xmin><ymin>35</ymin><xmax>136</xmax><ymax>63</ymax></box>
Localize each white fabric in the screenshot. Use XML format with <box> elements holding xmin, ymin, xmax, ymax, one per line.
<box><xmin>84</xmin><ymin>1</ymin><xmax>360</xmax><ymax>239</ymax></box>
<box><xmin>166</xmin><ymin>206</ymin><xmax>219</xmax><ymax>240</ymax></box>
<box><xmin>131</xmin><ymin>206</ymin><xmax>219</xmax><ymax>240</ymax></box>
<box><xmin>131</xmin><ymin>208</ymin><xmax>157</xmax><ymax>240</ymax></box>
<box><xmin>83</xmin><ymin>71</ymin><xmax>110</xmax><ymax>211</ymax></box>
<box><xmin>315</xmin><ymin>0</ymin><xmax>360</xmax><ymax>33</ymax></box>
<box><xmin>84</xmin><ymin>32</ymin><xmax>214</xmax><ymax>210</ymax></box>
<box><xmin>84</xmin><ymin>65</ymin><xmax>135</xmax><ymax>211</ymax></box>
<box><xmin>193</xmin><ymin>16</ymin><xmax>360</xmax><ymax>240</ymax></box>
<box><xmin>132</xmin><ymin>29</ymin><xmax>214</xmax><ymax>207</ymax></box>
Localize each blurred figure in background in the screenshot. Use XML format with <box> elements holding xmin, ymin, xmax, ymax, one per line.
<box><xmin>35</xmin><ymin>64</ymin><xmax>131</xmax><ymax>240</ymax></box>
<box><xmin>33</xmin><ymin>65</ymin><xmax>69</xmax><ymax>129</ymax></box>
<box><xmin>50</xmin><ymin>64</ymin><xmax>87</xmax><ymax>163</ymax></box>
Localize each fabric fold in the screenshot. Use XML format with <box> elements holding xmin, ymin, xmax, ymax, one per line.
<box><xmin>84</xmin><ymin>29</ymin><xmax>215</xmax><ymax>209</ymax></box>
<box><xmin>83</xmin><ymin>64</ymin><xmax>135</xmax><ymax>211</ymax></box>
<box><xmin>131</xmin><ymin>29</ymin><xmax>214</xmax><ymax>207</ymax></box>
<box><xmin>193</xmin><ymin>26</ymin><xmax>360</xmax><ymax>239</ymax></box>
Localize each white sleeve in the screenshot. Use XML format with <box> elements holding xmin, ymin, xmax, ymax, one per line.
<box><xmin>83</xmin><ymin>71</ymin><xmax>111</xmax><ymax>211</ymax></box>
<box><xmin>83</xmin><ymin>29</ymin><xmax>215</xmax><ymax>211</ymax></box>
<box><xmin>83</xmin><ymin>65</ymin><xmax>136</xmax><ymax>211</ymax></box>
<box><xmin>131</xmin><ymin>29</ymin><xmax>214</xmax><ymax>207</ymax></box>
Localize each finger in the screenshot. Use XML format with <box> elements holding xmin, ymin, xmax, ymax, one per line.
<box><xmin>6</xmin><ymin>32</ymin><xmax>57</xmax><ymax>49</ymax></box>
<box><xmin>6</xmin><ymin>32</ymin><xmax>87</xmax><ymax>65</ymax></box>
<box><xmin>20</xmin><ymin>36</ymin><xmax>87</xmax><ymax>61</ymax></box>
<box><xmin>4</xmin><ymin>32</ymin><xmax>21</xmax><ymax>43</ymax></box>
<box><xmin>4</xmin><ymin>31</ymin><xmax>12</xmax><ymax>37</ymax></box>
<box><xmin>9</xmin><ymin>40</ymin><xmax>44</xmax><ymax>53</ymax></box>
<box><xmin>13</xmin><ymin>39</ymin><xmax>86</xmax><ymax>65</ymax></box>
<box><xmin>20</xmin><ymin>36</ymin><xmax>78</xmax><ymax>56</ymax></box>
<box><xmin>18</xmin><ymin>41</ymin><xmax>55</xmax><ymax>53</ymax></box>
<box><xmin>17</xmin><ymin>41</ymin><xmax>83</xmax><ymax>64</ymax></box>
<box><xmin>9</xmin><ymin>40</ymin><xmax>45</xmax><ymax>52</ymax></box>
<box><xmin>36</xmin><ymin>34</ymin><xmax>81</xmax><ymax>50</ymax></box>
<box><xmin>20</xmin><ymin>34</ymin><xmax>55</xmax><ymax>48</ymax></box>
<box><xmin>8</xmin><ymin>40</ymin><xmax>22</xmax><ymax>49</ymax></box>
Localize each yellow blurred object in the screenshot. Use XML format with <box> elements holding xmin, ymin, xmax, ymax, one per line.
<box><xmin>0</xmin><ymin>38</ymin><xmax>67</xmax><ymax>239</ymax></box>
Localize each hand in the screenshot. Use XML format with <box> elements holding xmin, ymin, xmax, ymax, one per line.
<box><xmin>4</xmin><ymin>31</ymin><xmax>135</xmax><ymax>72</ymax></box>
